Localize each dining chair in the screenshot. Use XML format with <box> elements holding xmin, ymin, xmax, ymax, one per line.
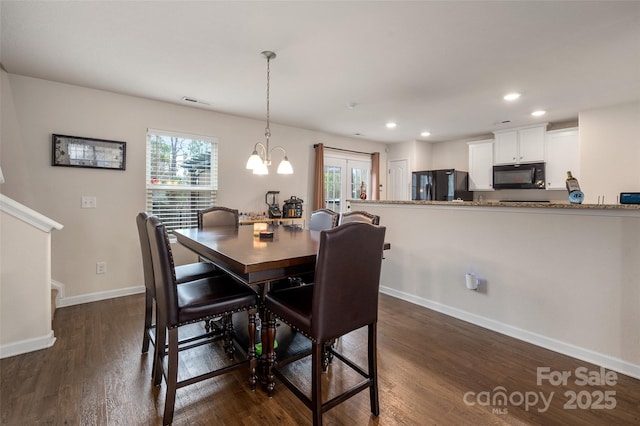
<box><xmin>136</xmin><ymin>212</ymin><xmax>224</xmax><ymax>367</ymax></box>
<box><xmin>264</xmin><ymin>222</ymin><xmax>386</xmax><ymax>426</ymax></box>
<box><xmin>284</xmin><ymin>208</ymin><xmax>339</xmax><ymax>289</ymax></box>
<box><xmin>338</xmin><ymin>210</ymin><xmax>380</xmax><ymax>226</ymax></box>
<box><xmin>195</xmin><ymin>206</ymin><xmax>239</xmax><ymax>292</ymax></box>
<box><xmin>308</xmin><ymin>208</ymin><xmax>339</xmax><ymax>231</ymax></box>
<box><xmin>146</xmin><ymin>215</ymin><xmax>259</xmax><ymax>425</ymax></box>
<box><xmin>198</xmin><ymin>206</ymin><xmax>239</xmax><ymax>228</ymax></box>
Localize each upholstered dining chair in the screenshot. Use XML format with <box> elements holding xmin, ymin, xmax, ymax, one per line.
<box><xmin>198</xmin><ymin>206</ymin><xmax>239</xmax><ymax>229</ymax></box>
<box><xmin>283</xmin><ymin>208</ymin><xmax>340</xmax><ymax>289</ymax></box>
<box><xmin>264</xmin><ymin>222</ymin><xmax>386</xmax><ymax>426</ymax></box>
<box><xmin>146</xmin><ymin>215</ymin><xmax>259</xmax><ymax>426</ymax></box>
<box><xmin>338</xmin><ymin>210</ymin><xmax>380</xmax><ymax>225</ymax></box>
<box><xmin>136</xmin><ymin>212</ymin><xmax>223</xmax><ymax>367</ymax></box>
<box><xmin>308</xmin><ymin>208</ymin><xmax>339</xmax><ymax>231</ymax></box>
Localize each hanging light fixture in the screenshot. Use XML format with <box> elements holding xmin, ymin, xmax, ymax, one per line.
<box><xmin>245</xmin><ymin>51</ymin><xmax>293</xmax><ymax>175</ymax></box>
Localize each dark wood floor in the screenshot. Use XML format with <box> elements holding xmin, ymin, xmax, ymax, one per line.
<box><xmin>1</xmin><ymin>293</ymin><xmax>639</xmax><ymax>425</ymax></box>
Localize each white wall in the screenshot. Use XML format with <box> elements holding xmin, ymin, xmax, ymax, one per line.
<box><xmin>356</xmin><ymin>202</ymin><xmax>640</xmax><ymax>378</ymax></box>
<box><xmin>579</xmin><ymin>101</ymin><xmax>640</xmax><ymax>204</ymax></box>
<box><xmin>0</xmin><ymin>71</ymin><xmax>387</xmax><ymax>300</ymax></box>
<box><xmin>430</xmin><ymin>138</ymin><xmax>471</xmax><ymax>171</ymax></box>
<box><xmin>0</xmin><ymin>212</ymin><xmax>54</xmax><ymax>349</ymax></box>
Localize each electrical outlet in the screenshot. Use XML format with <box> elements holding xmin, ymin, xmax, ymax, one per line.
<box><xmin>82</xmin><ymin>196</ymin><xmax>97</xmax><ymax>209</ymax></box>
<box><xmin>96</xmin><ymin>261</ymin><xmax>107</xmax><ymax>274</ymax></box>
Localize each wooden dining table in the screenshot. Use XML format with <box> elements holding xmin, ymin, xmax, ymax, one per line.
<box><xmin>174</xmin><ymin>223</ymin><xmax>390</xmax><ymax>392</ymax></box>
<box><xmin>174</xmin><ymin>224</ymin><xmax>321</xmax><ymax>390</ymax></box>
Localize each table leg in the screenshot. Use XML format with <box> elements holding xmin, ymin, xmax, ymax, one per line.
<box><xmin>248</xmin><ymin>308</ymin><xmax>258</xmax><ymax>390</ymax></box>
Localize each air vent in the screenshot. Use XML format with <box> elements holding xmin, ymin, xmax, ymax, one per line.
<box><xmin>493</xmin><ymin>119</ymin><xmax>512</xmax><ymax>125</ymax></box>
<box><xmin>181</xmin><ymin>96</ymin><xmax>210</xmax><ymax>106</ymax></box>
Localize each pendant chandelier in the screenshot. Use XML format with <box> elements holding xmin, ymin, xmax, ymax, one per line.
<box><xmin>245</xmin><ymin>51</ymin><xmax>293</xmax><ymax>175</ymax></box>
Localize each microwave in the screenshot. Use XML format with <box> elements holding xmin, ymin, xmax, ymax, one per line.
<box><xmin>493</xmin><ymin>163</ymin><xmax>545</xmax><ymax>189</ymax></box>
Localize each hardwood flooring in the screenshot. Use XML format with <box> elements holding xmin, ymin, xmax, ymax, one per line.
<box><xmin>1</xmin><ymin>293</ymin><xmax>639</xmax><ymax>425</ymax></box>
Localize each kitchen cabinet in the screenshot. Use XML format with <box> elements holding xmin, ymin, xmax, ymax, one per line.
<box><xmin>468</xmin><ymin>140</ymin><xmax>494</xmax><ymax>191</ymax></box>
<box><xmin>493</xmin><ymin>124</ymin><xmax>546</xmax><ymax>165</ymax></box>
<box><xmin>545</xmin><ymin>128</ymin><xmax>579</xmax><ymax>190</ymax></box>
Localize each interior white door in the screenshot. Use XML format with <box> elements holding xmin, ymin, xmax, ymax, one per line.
<box><xmin>388</xmin><ymin>159</ymin><xmax>409</xmax><ymax>200</ymax></box>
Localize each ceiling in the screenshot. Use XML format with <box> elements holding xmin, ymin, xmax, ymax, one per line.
<box><xmin>1</xmin><ymin>1</ymin><xmax>639</xmax><ymax>144</ymax></box>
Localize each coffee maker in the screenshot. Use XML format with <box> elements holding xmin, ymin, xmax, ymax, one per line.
<box><xmin>265</xmin><ymin>191</ymin><xmax>282</xmax><ymax>218</ymax></box>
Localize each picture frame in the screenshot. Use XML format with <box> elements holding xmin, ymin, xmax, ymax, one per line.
<box><xmin>52</xmin><ymin>134</ymin><xmax>126</xmax><ymax>170</ymax></box>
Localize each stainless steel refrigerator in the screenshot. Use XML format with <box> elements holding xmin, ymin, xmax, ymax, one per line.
<box><xmin>411</xmin><ymin>169</ymin><xmax>472</xmax><ymax>201</ymax></box>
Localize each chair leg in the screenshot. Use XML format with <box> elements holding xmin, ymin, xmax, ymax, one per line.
<box><xmin>142</xmin><ymin>292</ymin><xmax>153</xmax><ymax>353</ymax></box>
<box><xmin>368</xmin><ymin>323</ymin><xmax>380</xmax><ymax>416</ymax></box>
<box><xmin>151</xmin><ymin>307</ymin><xmax>160</xmax><ymax>380</ymax></box>
<box><xmin>153</xmin><ymin>313</ymin><xmax>166</xmax><ymax>386</ymax></box>
<box><xmin>163</xmin><ymin>327</ymin><xmax>179</xmax><ymax>426</ymax></box>
<box><xmin>312</xmin><ymin>341</ymin><xmax>324</xmax><ymax>426</ymax></box>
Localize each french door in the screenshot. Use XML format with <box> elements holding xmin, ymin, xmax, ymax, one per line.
<box><xmin>324</xmin><ymin>156</ymin><xmax>371</xmax><ymax>213</ymax></box>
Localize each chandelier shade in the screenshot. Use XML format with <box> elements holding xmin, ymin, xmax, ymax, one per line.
<box><xmin>245</xmin><ymin>51</ymin><xmax>293</xmax><ymax>175</ymax></box>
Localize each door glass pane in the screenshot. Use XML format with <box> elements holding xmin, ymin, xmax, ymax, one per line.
<box><xmin>350</xmin><ymin>160</ymin><xmax>370</xmax><ymax>200</ymax></box>
<box><xmin>324</xmin><ymin>165</ymin><xmax>341</xmax><ymax>212</ymax></box>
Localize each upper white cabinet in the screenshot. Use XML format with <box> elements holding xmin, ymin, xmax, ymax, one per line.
<box><xmin>493</xmin><ymin>124</ymin><xmax>546</xmax><ymax>165</ymax></box>
<box><xmin>468</xmin><ymin>140</ymin><xmax>494</xmax><ymax>191</ymax></box>
<box><xmin>545</xmin><ymin>128</ymin><xmax>579</xmax><ymax>190</ymax></box>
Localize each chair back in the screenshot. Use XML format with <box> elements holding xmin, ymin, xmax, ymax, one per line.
<box><xmin>312</xmin><ymin>222</ymin><xmax>386</xmax><ymax>342</ymax></box>
<box><xmin>136</xmin><ymin>212</ymin><xmax>156</xmax><ymax>298</ymax></box>
<box><xmin>309</xmin><ymin>209</ymin><xmax>339</xmax><ymax>231</ymax></box>
<box><xmin>146</xmin><ymin>215</ymin><xmax>180</xmax><ymax>328</ymax></box>
<box><xmin>339</xmin><ymin>210</ymin><xmax>380</xmax><ymax>226</ymax></box>
<box><xmin>198</xmin><ymin>206</ymin><xmax>239</xmax><ymax>229</ymax></box>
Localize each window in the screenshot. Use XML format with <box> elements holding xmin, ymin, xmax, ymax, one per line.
<box><xmin>324</xmin><ymin>155</ymin><xmax>371</xmax><ymax>213</ymax></box>
<box><xmin>146</xmin><ymin>129</ymin><xmax>218</xmax><ymax>232</ymax></box>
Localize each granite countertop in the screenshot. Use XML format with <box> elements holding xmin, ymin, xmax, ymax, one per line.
<box><xmin>350</xmin><ymin>199</ymin><xmax>640</xmax><ymax>211</ymax></box>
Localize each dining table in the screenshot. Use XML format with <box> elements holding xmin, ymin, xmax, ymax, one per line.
<box><xmin>173</xmin><ymin>223</ymin><xmax>390</xmax><ymax>392</ymax></box>
<box><xmin>174</xmin><ymin>223</ymin><xmax>321</xmax><ymax>389</ymax></box>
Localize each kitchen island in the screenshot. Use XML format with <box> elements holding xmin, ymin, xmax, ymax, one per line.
<box><xmin>350</xmin><ymin>199</ymin><xmax>640</xmax><ymax>379</ymax></box>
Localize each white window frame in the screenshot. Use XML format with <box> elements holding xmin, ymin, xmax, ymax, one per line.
<box><xmin>146</xmin><ymin>128</ymin><xmax>218</xmax><ymax>232</ymax></box>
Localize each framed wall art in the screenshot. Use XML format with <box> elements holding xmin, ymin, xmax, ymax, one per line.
<box><xmin>52</xmin><ymin>134</ymin><xmax>126</xmax><ymax>170</ymax></box>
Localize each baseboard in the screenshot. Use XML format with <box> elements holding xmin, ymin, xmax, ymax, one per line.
<box><xmin>379</xmin><ymin>285</ymin><xmax>640</xmax><ymax>380</ymax></box>
<box><xmin>57</xmin><ymin>285</ymin><xmax>145</xmax><ymax>307</ymax></box>
<box><xmin>51</xmin><ymin>280</ymin><xmax>64</xmax><ymax>308</ymax></box>
<box><xmin>0</xmin><ymin>331</ymin><xmax>56</xmax><ymax>359</ymax></box>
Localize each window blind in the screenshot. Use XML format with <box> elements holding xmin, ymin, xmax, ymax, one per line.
<box><xmin>146</xmin><ymin>129</ymin><xmax>218</xmax><ymax>231</ymax></box>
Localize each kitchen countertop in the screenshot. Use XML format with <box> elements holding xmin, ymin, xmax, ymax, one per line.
<box><xmin>350</xmin><ymin>199</ymin><xmax>640</xmax><ymax>211</ymax></box>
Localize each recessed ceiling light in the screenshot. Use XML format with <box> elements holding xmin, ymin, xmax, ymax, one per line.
<box><xmin>421</xmin><ymin>131</ymin><xmax>431</xmax><ymax>137</ymax></box>
<box><xmin>504</xmin><ymin>93</ymin><xmax>521</xmax><ymax>101</ymax></box>
<box><xmin>386</xmin><ymin>122</ymin><xmax>397</xmax><ymax>129</ymax></box>
<box><xmin>531</xmin><ymin>110</ymin><xmax>546</xmax><ymax>117</ymax></box>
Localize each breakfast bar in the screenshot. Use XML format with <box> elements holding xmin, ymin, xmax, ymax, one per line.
<box><xmin>350</xmin><ymin>199</ymin><xmax>640</xmax><ymax>378</ymax></box>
